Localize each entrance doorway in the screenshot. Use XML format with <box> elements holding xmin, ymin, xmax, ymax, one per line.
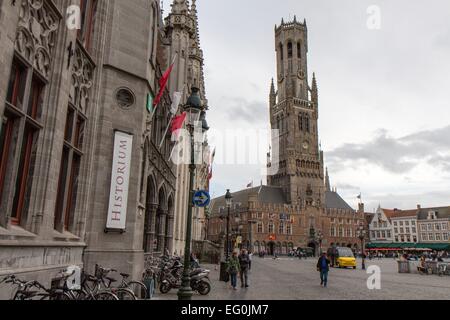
<box><xmin>308</xmin><ymin>242</ymin><xmax>317</xmax><ymax>257</ymax></box>
<box><xmin>268</xmin><ymin>242</ymin><xmax>275</xmax><ymax>256</ymax></box>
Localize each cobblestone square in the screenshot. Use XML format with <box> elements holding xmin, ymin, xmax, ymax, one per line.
<box><xmin>153</xmin><ymin>257</ymin><xmax>450</xmax><ymax>300</ymax></box>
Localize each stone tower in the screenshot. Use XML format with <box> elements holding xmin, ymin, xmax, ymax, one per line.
<box><xmin>268</xmin><ymin>17</ymin><xmax>325</xmax><ymax>207</ymax></box>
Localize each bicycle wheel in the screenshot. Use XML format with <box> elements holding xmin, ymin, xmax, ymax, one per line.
<box><xmin>94</xmin><ymin>291</ymin><xmax>119</xmax><ymax>301</ymax></box>
<box><xmin>113</xmin><ymin>288</ymin><xmax>137</xmax><ymax>300</ymax></box>
<box><xmin>127</xmin><ymin>281</ymin><xmax>148</xmax><ymax>300</ymax></box>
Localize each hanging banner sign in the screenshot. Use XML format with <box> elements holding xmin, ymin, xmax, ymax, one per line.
<box><xmin>106</xmin><ymin>131</ymin><xmax>134</xmax><ymax>230</ymax></box>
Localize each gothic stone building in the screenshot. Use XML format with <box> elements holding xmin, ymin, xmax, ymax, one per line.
<box><xmin>0</xmin><ymin>0</ymin><xmax>210</xmax><ymax>299</ymax></box>
<box><xmin>207</xmin><ymin>17</ymin><xmax>365</xmax><ymax>255</ymax></box>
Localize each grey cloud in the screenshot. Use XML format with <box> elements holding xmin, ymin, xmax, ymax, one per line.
<box><xmin>326</xmin><ymin>126</ymin><xmax>450</xmax><ymax>174</ymax></box>
<box><xmin>335</xmin><ymin>183</ymin><xmax>360</xmax><ymax>191</ymax></box>
<box><xmin>223</xmin><ymin>98</ymin><xmax>268</xmax><ymax>124</ymax></box>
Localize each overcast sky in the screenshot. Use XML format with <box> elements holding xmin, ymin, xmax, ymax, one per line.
<box><xmin>164</xmin><ymin>0</ymin><xmax>450</xmax><ymax>212</ymax></box>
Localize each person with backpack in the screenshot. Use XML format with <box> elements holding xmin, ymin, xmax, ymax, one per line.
<box><xmin>317</xmin><ymin>251</ymin><xmax>331</xmax><ymax>287</ymax></box>
<box><xmin>227</xmin><ymin>251</ymin><xmax>240</xmax><ymax>290</ymax></box>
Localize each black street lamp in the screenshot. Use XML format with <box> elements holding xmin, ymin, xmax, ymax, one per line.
<box><xmin>357</xmin><ymin>226</ymin><xmax>367</xmax><ymax>270</ymax></box>
<box><xmin>317</xmin><ymin>230</ymin><xmax>324</xmax><ymax>254</ymax></box>
<box><xmin>177</xmin><ymin>87</ymin><xmax>205</xmax><ymax>301</ymax></box>
<box><xmin>225</xmin><ymin>189</ymin><xmax>233</xmax><ymax>260</ymax></box>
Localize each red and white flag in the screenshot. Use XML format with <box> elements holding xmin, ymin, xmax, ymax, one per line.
<box><xmin>170</xmin><ymin>112</ymin><xmax>187</xmax><ymax>135</ymax></box>
<box><xmin>153</xmin><ymin>55</ymin><xmax>177</xmax><ymax>108</ymax></box>
<box><xmin>208</xmin><ymin>147</ymin><xmax>216</xmax><ymax>181</ymax></box>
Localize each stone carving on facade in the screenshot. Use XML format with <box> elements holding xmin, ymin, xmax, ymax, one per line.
<box><xmin>15</xmin><ymin>0</ymin><xmax>61</xmax><ymax>78</ymax></box>
<box><xmin>69</xmin><ymin>45</ymin><xmax>94</xmax><ymax>113</ymax></box>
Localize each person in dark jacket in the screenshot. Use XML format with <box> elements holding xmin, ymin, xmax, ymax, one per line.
<box><xmin>317</xmin><ymin>252</ymin><xmax>331</xmax><ymax>287</ymax></box>
<box><xmin>238</xmin><ymin>249</ymin><xmax>250</xmax><ymax>288</ymax></box>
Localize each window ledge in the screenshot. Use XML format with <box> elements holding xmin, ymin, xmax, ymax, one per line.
<box><xmin>0</xmin><ymin>225</ymin><xmax>37</xmax><ymax>239</ymax></box>
<box><xmin>53</xmin><ymin>230</ymin><xmax>81</xmax><ymax>242</ymax></box>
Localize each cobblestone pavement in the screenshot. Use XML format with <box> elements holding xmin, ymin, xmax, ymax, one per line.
<box><xmin>151</xmin><ymin>257</ymin><xmax>450</xmax><ymax>300</ymax></box>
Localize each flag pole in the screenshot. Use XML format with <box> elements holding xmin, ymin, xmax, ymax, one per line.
<box><xmin>159</xmin><ymin>113</ymin><xmax>176</xmax><ymax>149</ymax></box>
<box><xmin>158</xmin><ymin>86</ymin><xmax>185</xmax><ymax>150</ymax></box>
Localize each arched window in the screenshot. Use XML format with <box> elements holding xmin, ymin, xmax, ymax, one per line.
<box><xmin>279</xmin><ymin>43</ymin><xmax>284</xmax><ymax>61</ymax></box>
<box><xmin>297</xmin><ymin>41</ymin><xmax>301</xmax><ymax>59</ymax></box>
<box><xmin>299</xmin><ymin>114</ymin><xmax>303</xmax><ymax>131</ymax></box>
<box><xmin>305</xmin><ymin>115</ymin><xmax>310</xmax><ymax>133</ymax></box>
<box><xmin>287</xmin><ymin>42</ymin><xmax>293</xmax><ymax>59</ymax></box>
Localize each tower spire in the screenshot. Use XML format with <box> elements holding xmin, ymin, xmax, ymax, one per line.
<box><xmin>325</xmin><ymin>167</ymin><xmax>331</xmax><ymax>192</ymax></box>
<box><xmin>190</xmin><ymin>0</ymin><xmax>200</xmax><ymax>44</ymax></box>
<box><xmin>269</xmin><ymin>78</ymin><xmax>276</xmax><ymax>108</ymax></box>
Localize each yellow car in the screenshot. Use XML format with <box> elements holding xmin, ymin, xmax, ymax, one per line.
<box><xmin>334</xmin><ymin>247</ymin><xmax>357</xmax><ymax>269</ymax></box>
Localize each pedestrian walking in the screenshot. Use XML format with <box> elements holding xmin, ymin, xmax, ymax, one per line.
<box><xmin>227</xmin><ymin>251</ymin><xmax>240</xmax><ymax>290</ymax></box>
<box><xmin>317</xmin><ymin>252</ymin><xmax>331</xmax><ymax>287</ymax></box>
<box><xmin>238</xmin><ymin>249</ymin><xmax>250</xmax><ymax>288</ymax></box>
<box><xmin>248</xmin><ymin>251</ymin><xmax>253</xmax><ymax>270</ymax></box>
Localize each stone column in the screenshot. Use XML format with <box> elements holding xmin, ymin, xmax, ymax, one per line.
<box><xmin>145</xmin><ymin>203</ymin><xmax>158</xmax><ymax>253</ymax></box>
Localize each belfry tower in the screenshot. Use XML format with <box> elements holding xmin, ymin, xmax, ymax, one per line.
<box><xmin>267</xmin><ymin>17</ymin><xmax>325</xmax><ymax>207</ymax></box>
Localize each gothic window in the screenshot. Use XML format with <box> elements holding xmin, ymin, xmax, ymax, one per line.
<box><xmin>1</xmin><ymin>58</ymin><xmax>46</xmax><ymax>226</ymax></box>
<box><xmin>279</xmin><ymin>222</ymin><xmax>285</xmax><ymax>234</ymax></box>
<box><xmin>297</xmin><ymin>42</ymin><xmax>301</xmax><ymax>59</ymax></box>
<box><xmin>305</xmin><ymin>115</ymin><xmax>310</xmax><ymax>133</ymax></box>
<box><xmin>268</xmin><ymin>222</ymin><xmax>274</xmax><ymax>234</ymax></box>
<box><xmin>78</xmin><ymin>0</ymin><xmax>98</xmax><ymax>52</ymax></box>
<box><xmin>54</xmin><ymin>47</ymin><xmax>93</xmax><ymax>232</ymax></box>
<box><xmin>54</xmin><ymin>106</ymin><xmax>86</xmax><ymax>232</ymax></box>
<box><xmin>299</xmin><ymin>114</ymin><xmax>303</xmax><ymax>131</ymax></box>
<box><xmin>286</xmin><ymin>224</ymin><xmax>292</xmax><ymax>235</ymax></box>
<box><xmin>287</xmin><ymin>42</ymin><xmax>293</xmax><ymax>59</ymax></box>
<box><xmin>257</xmin><ymin>222</ymin><xmax>263</xmax><ymax>233</ymax></box>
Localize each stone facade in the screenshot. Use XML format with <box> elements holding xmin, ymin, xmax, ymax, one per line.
<box><xmin>0</xmin><ymin>0</ymin><xmax>210</xmax><ymax>299</ymax></box>
<box><xmin>368</xmin><ymin>205</ymin><xmax>450</xmax><ymax>245</ymax></box>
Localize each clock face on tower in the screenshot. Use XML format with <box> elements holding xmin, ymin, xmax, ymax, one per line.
<box><xmin>302</xmin><ymin>141</ymin><xmax>309</xmax><ymax>150</ymax></box>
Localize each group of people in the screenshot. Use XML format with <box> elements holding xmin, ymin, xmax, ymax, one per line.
<box><xmin>226</xmin><ymin>249</ymin><xmax>252</xmax><ymax>290</ymax></box>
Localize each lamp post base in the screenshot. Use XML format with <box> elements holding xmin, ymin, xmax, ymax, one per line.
<box><xmin>177</xmin><ymin>280</ymin><xmax>193</xmax><ymax>300</ymax></box>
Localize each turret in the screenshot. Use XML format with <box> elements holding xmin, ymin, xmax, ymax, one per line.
<box><xmin>269</xmin><ymin>78</ymin><xmax>276</xmax><ymax>107</ymax></box>
<box><xmin>325</xmin><ymin>167</ymin><xmax>331</xmax><ymax>192</ymax></box>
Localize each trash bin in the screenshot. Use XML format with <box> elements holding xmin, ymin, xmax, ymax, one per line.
<box><xmin>219</xmin><ymin>261</ymin><xmax>229</xmax><ymax>282</ymax></box>
<box><xmin>397</xmin><ymin>260</ymin><xmax>410</xmax><ymax>273</ymax></box>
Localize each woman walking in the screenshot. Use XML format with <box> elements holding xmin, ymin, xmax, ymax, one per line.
<box><xmin>227</xmin><ymin>251</ymin><xmax>241</xmax><ymax>290</ymax></box>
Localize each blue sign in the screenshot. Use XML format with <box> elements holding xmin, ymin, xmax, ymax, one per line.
<box><xmin>193</xmin><ymin>190</ymin><xmax>211</xmax><ymax>208</ymax></box>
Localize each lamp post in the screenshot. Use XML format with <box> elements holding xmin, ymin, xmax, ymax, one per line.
<box><xmin>177</xmin><ymin>87</ymin><xmax>204</xmax><ymax>301</ymax></box>
<box><xmin>357</xmin><ymin>226</ymin><xmax>367</xmax><ymax>270</ymax></box>
<box><xmin>317</xmin><ymin>231</ymin><xmax>324</xmax><ymax>254</ymax></box>
<box><xmin>225</xmin><ymin>189</ymin><xmax>233</xmax><ymax>260</ymax></box>
<box><xmin>248</xmin><ymin>219</ymin><xmax>258</xmax><ymax>252</ymax></box>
